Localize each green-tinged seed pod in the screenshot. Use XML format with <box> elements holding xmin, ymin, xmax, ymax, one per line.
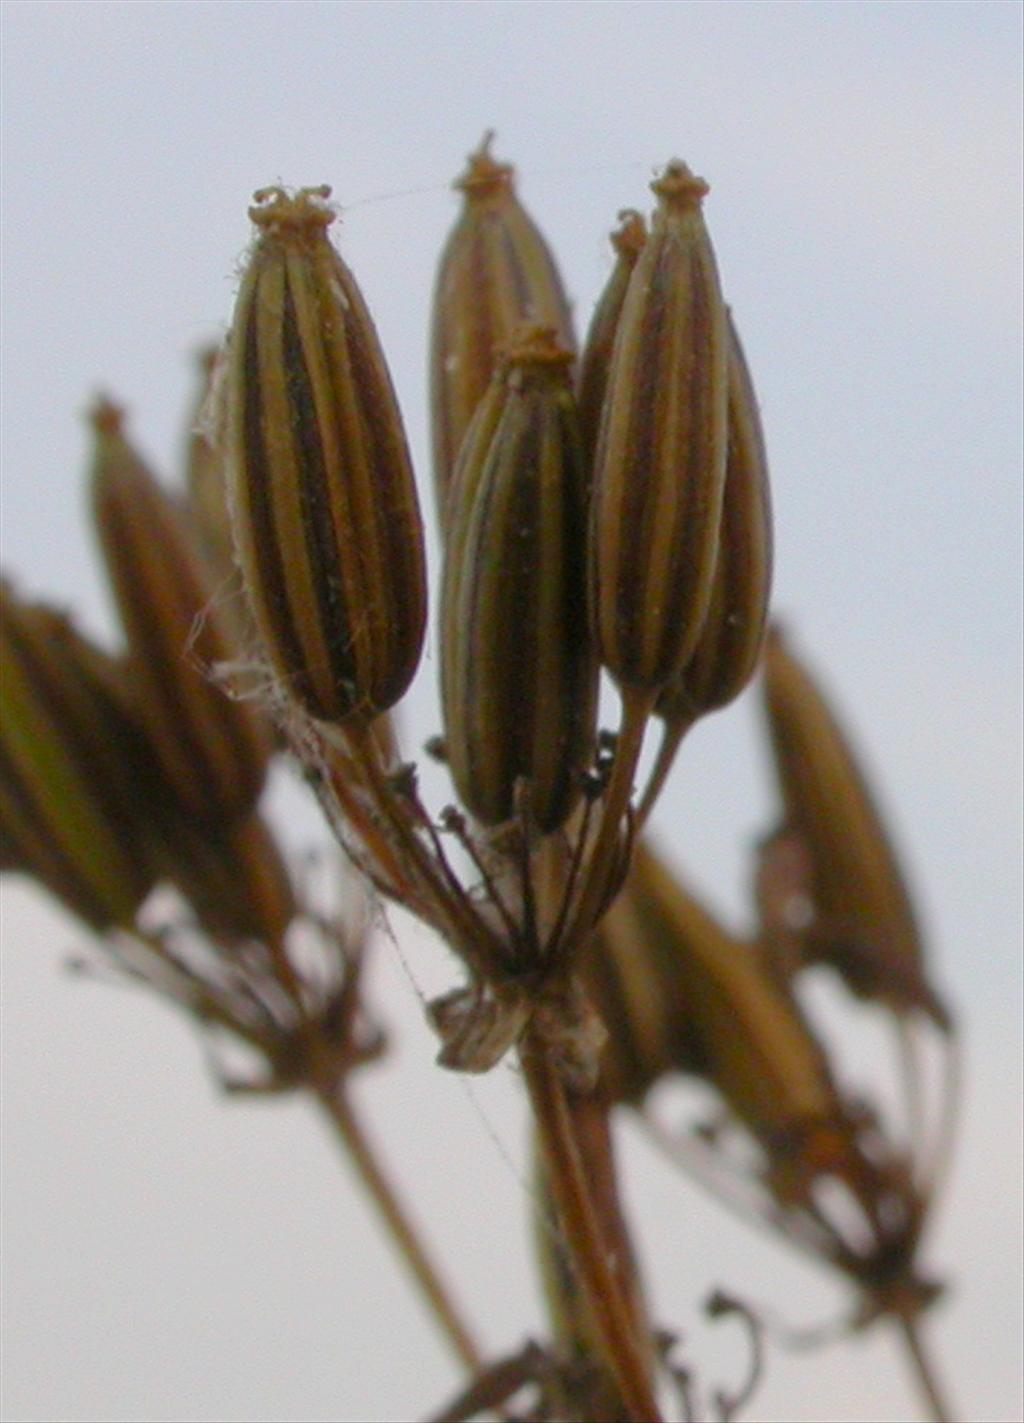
<box><xmin>657</xmin><ymin>312</ymin><xmax>773</xmax><ymax>724</ymax></box>
<box><xmin>441</xmin><ymin>327</ymin><xmax>597</xmax><ymax>832</ymax></box>
<box><xmin>225</xmin><ymin>186</ymin><xmax>427</xmax><ymax>725</ymax></box>
<box><xmin>585</xmin><ymin>840</ymin><xmax>842</xmax><ymax>1153</ymax></box>
<box><xmin>430</xmin><ymin>134</ymin><xmax>576</xmax><ymax>522</ymax></box>
<box><xmin>590</xmin><ymin>161</ymin><xmax>729</xmax><ymax>691</ymax></box>
<box><xmin>91</xmin><ymin>399</ymin><xmax>271</xmax><ymax>827</ymax></box>
<box><xmin>160</xmin><ymin>810</ymin><xmax>297</xmax><ymax>949</ymax></box>
<box><xmin>577</xmin><ymin>210</ymin><xmax>647</xmax><ymax>463</ymax></box>
<box><xmin>0</xmin><ymin>585</ymin><xmax>157</xmax><ymax>930</ymax></box>
<box><xmin>761</xmin><ymin>628</ymin><xmax>950</xmax><ymax>1028</ymax></box>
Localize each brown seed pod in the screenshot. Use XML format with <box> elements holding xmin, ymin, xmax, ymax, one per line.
<box><xmin>224</xmin><ymin>186</ymin><xmax>427</xmax><ymax>726</ymax></box>
<box><xmin>430</xmin><ymin>134</ymin><xmax>576</xmax><ymax>522</ymax></box>
<box><xmin>184</xmin><ymin>346</ymin><xmax>236</xmax><ymax>580</ymax></box>
<box><xmin>0</xmin><ymin>584</ymin><xmax>157</xmax><ymax>930</ymax></box>
<box><xmin>577</xmin><ymin>210</ymin><xmax>647</xmax><ymax>464</ymax></box>
<box><xmin>589</xmin><ymin>161</ymin><xmax>729</xmax><ymax>693</ymax></box>
<box><xmin>91</xmin><ymin>398</ymin><xmax>272</xmax><ymax>828</ymax></box>
<box><xmin>657</xmin><ymin>311</ymin><xmax>773</xmax><ymax>724</ymax></box>
<box><xmin>440</xmin><ymin>326</ymin><xmax>597</xmax><ymax>832</ymax></box>
<box><xmin>761</xmin><ymin>628</ymin><xmax>950</xmax><ymax>1028</ymax></box>
<box><xmin>585</xmin><ymin>840</ymin><xmax>841</xmax><ymax>1146</ymax></box>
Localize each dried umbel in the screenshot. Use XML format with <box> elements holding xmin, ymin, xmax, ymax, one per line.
<box><xmin>91</xmin><ymin>399</ymin><xmax>271</xmax><ymax>828</ymax></box>
<box><xmin>0</xmin><ymin>585</ymin><xmax>156</xmax><ymax>930</ymax></box>
<box><xmin>760</xmin><ymin>627</ymin><xmax>950</xmax><ymax>1028</ymax></box>
<box><xmin>589</xmin><ymin>161</ymin><xmax>729</xmax><ymax>694</ymax></box>
<box><xmin>430</xmin><ymin>133</ymin><xmax>576</xmax><ymax>520</ymax></box>
<box><xmin>440</xmin><ymin>326</ymin><xmax>597</xmax><ymax>831</ymax></box>
<box><xmin>224</xmin><ymin>185</ymin><xmax>427</xmax><ymax>725</ymax></box>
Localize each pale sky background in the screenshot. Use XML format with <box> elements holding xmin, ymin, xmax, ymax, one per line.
<box><xmin>2</xmin><ymin>3</ymin><xmax>1021</xmax><ymax>1422</ymax></box>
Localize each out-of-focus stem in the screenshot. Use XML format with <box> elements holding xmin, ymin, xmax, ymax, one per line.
<box><xmin>313</xmin><ymin>1080</ymin><xmax>483</xmax><ymax>1374</ymax></box>
<box><xmin>895</xmin><ymin>1310</ymin><xmax>955</xmax><ymax>1423</ymax></box>
<box><xmin>521</xmin><ymin>1029</ymin><xmax>663</xmax><ymax>1423</ymax></box>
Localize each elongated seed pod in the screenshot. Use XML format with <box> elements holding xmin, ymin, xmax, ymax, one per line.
<box><xmin>590</xmin><ymin>161</ymin><xmax>729</xmax><ymax>691</ymax></box>
<box><xmin>586</xmin><ymin>840</ymin><xmax>852</xmax><ymax>1186</ymax></box>
<box><xmin>430</xmin><ymin>134</ymin><xmax>576</xmax><ymax>521</ymax></box>
<box><xmin>91</xmin><ymin>399</ymin><xmax>271</xmax><ymax>827</ymax></box>
<box><xmin>761</xmin><ymin>629</ymin><xmax>950</xmax><ymax>1027</ymax></box>
<box><xmin>225</xmin><ymin>186</ymin><xmax>427</xmax><ymax>725</ymax></box>
<box><xmin>185</xmin><ymin>347</ymin><xmax>236</xmax><ymax>580</ymax></box>
<box><xmin>441</xmin><ymin>327</ymin><xmax>597</xmax><ymax>831</ymax></box>
<box><xmin>0</xmin><ymin>585</ymin><xmax>157</xmax><ymax>930</ymax></box>
<box><xmin>161</xmin><ymin>810</ymin><xmax>297</xmax><ymax>950</ymax></box>
<box><xmin>577</xmin><ymin>210</ymin><xmax>646</xmax><ymax>463</ymax></box>
<box><xmin>657</xmin><ymin>312</ymin><xmax>773</xmax><ymax>723</ymax></box>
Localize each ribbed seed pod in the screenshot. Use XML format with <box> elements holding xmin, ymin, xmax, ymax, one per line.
<box><xmin>585</xmin><ymin>840</ymin><xmax>842</xmax><ymax>1152</ymax></box>
<box><xmin>0</xmin><ymin>585</ymin><xmax>157</xmax><ymax>930</ymax></box>
<box><xmin>590</xmin><ymin>161</ymin><xmax>729</xmax><ymax>691</ymax></box>
<box><xmin>225</xmin><ymin>186</ymin><xmax>427</xmax><ymax>725</ymax></box>
<box><xmin>657</xmin><ymin>312</ymin><xmax>773</xmax><ymax>723</ymax></box>
<box><xmin>430</xmin><ymin>134</ymin><xmax>576</xmax><ymax>520</ymax></box>
<box><xmin>91</xmin><ymin>399</ymin><xmax>271</xmax><ymax>827</ymax></box>
<box><xmin>441</xmin><ymin>327</ymin><xmax>597</xmax><ymax>832</ymax></box>
<box><xmin>577</xmin><ymin>210</ymin><xmax>646</xmax><ymax>463</ymax></box>
<box><xmin>761</xmin><ymin>629</ymin><xmax>950</xmax><ymax>1027</ymax></box>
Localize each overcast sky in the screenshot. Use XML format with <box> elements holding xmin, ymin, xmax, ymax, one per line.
<box><xmin>2</xmin><ymin>4</ymin><xmax>1022</xmax><ymax>1422</ymax></box>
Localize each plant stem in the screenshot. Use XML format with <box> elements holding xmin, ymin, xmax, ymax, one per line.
<box><xmin>521</xmin><ymin>1030</ymin><xmax>664</xmax><ymax>1423</ymax></box>
<box><xmin>895</xmin><ymin>1310</ymin><xmax>955</xmax><ymax>1423</ymax></box>
<box><xmin>313</xmin><ymin>1080</ymin><xmax>483</xmax><ymax>1374</ymax></box>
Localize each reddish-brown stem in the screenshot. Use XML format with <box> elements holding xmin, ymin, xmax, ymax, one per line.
<box><xmin>520</xmin><ymin>1030</ymin><xmax>664</xmax><ymax>1423</ymax></box>
<box><xmin>312</xmin><ymin>1078</ymin><xmax>483</xmax><ymax>1375</ymax></box>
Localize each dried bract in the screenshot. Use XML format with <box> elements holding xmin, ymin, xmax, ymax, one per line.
<box><xmin>225</xmin><ymin>186</ymin><xmax>427</xmax><ymax>725</ymax></box>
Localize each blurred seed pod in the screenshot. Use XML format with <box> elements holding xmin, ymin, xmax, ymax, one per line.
<box><xmin>225</xmin><ymin>186</ymin><xmax>427</xmax><ymax>725</ymax></box>
<box><xmin>657</xmin><ymin>312</ymin><xmax>773</xmax><ymax>725</ymax></box>
<box><xmin>589</xmin><ymin>161</ymin><xmax>729</xmax><ymax>692</ymax></box>
<box><xmin>585</xmin><ymin>839</ymin><xmax>842</xmax><ymax>1153</ymax></box>
<box><xmin>0</xmin><ymin>584</ymin><xmax>157</xmax><ymax>930</ymax></box>
<box><xmin>760</xmin><ymin>628</ymin><xmax>950</xmax><ymax>1028</ymax></box>
<box><xmin>577</xmin><ymin>210</ymin><xmax>646</xmax><ymax>463</ymax></box>
<box><xmin>160</xmin><ymin>809</ymin><xmax>298</xmax><ymax>950</ymax></box>
<box><xmin>91</xmin><ymin>399</ymin><xmax>271</xmax><ymax>828</ymax></box>
<box><xmin>440</xmin><ymin>327</ymin><xmax>597</xmax><ymax>832</ymax></box>
<box><xmin>430</xmin><ymin>134</ymin><xmax>576</xmax><ymax>521</ymax></box>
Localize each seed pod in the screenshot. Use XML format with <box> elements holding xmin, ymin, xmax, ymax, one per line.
<box><xmin>657</xmin><ymin>311</ymin><xmax>773</xmax><ymax>724</ymax></box>
<box><xmin>225</xmin><ymin>186</ymin><xmax>427</xmax><ymax>725</ymax></box>
<box><xmin>590</xmin><ymin>161</ymin><xmax>729</xmax><ymax>691</ymax></box>
<box><xmin>585</xmin><ymin>840</ymin><xmax>842</xmax><ymax>1152</ymax></box>
<box><xmin>430</xmin><ymin>134</ymin><xmax>576</xmax><ymax>521</ymax></box>
<box><xmin>0</xmin><ymin>585</ymin><xmax>157</xmax><ymax>930</ymax></box>
<box><xmin>161</xmin><ymin>810</ymin><xmax>297</xmax><ymax>950</ymax></box>
<box><xmin>441</xmin><ymin>327</ymin><xmax>597</xmax><ymax>831</ymax></box>
<box><xmin>577</xmin><ymin>210</ymin><xmax>646</xmax><ymax>463</ymax></box>
<box><xmin>91</xmin><ymin>399</ymin><xmax>271</xmax><ymax>827</ymax></box>
<box><xmin>761</xmin><ymin>628</ymin><xmax>950</xmax><ymax>1027</ymax></box>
